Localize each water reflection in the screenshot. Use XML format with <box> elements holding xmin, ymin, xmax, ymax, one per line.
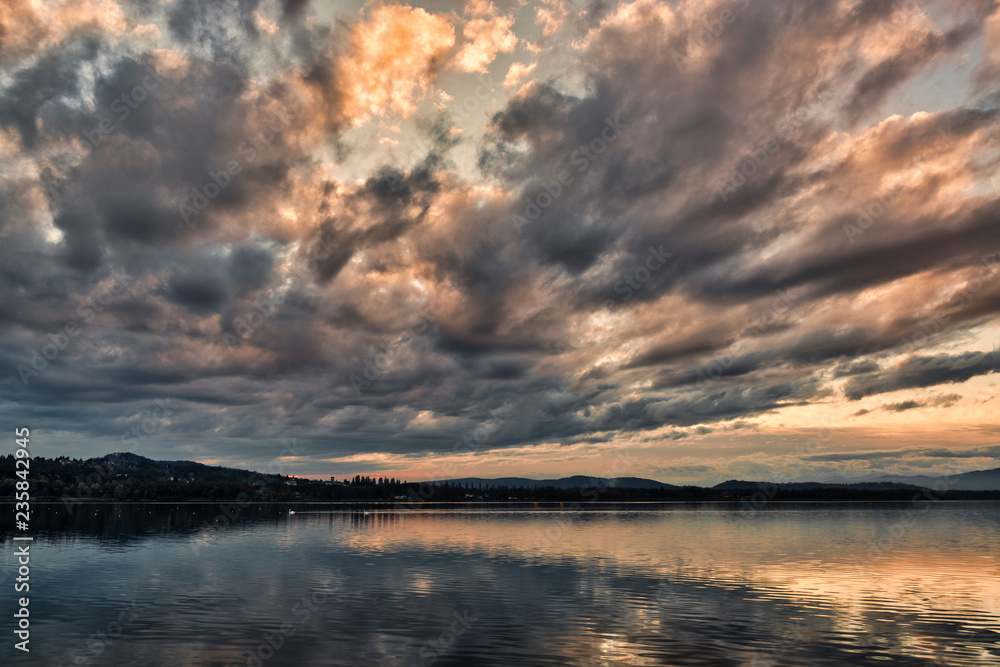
<box><xmin>1</xmin><ymin>502</ymin><xmax>998</xmax><ymax>665</ymax></box>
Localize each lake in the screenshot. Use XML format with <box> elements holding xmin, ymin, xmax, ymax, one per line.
<box><xmin>1</xmin><ymin>501</ymin><xmax>999</xmax><ymax>665</ymax></box>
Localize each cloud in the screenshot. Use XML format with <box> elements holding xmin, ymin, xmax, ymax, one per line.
<box><xmin>842</xmin><ymin>23</ymin><xmax>977</xmax><ymax>124</ymax></box>
<box><xmin>334</xmin><ymin>4</ymin><xmax>455</xmax><ymax>124</ymax></box>
<box><xmin>932</xmin><ymin>393</ymin><xmax>963</xmax><ymax>408</ymax></box>
<box><xmin>804</xmin><ymin>445</ymin><xmax>1000</xmax><ymax>463</ymax></box>
<box><xmin>844</xmin><ymin>352</ymin><xmax>1000</xmax><ymax>400</ymax></box>
<box><xmin>1</xmin><ymin>0</ymin><xmax>999</xmax><ymax>478</ymax></box>
<box><xmin>882</xmin><ymin>400</ymin><xmax>924</xmax><ymax>412</ymax></box>
<box><xmin>0</xmin><ymin>0</ymin><xmax>127</xmax><ymax>65</ymax></box>
<box><xmin>503</xmin><ymin>62</ymin><xmax>536</xmax><ymax>90</ymax></box>
<box><xmin>453</xmin><ymin>2</ymin><xmax>516</xmax><ymax>73</ymax></box>
<box><xmin>534</xmin><ymin>0</ymin><xmax>570</xmax><ymax>38</ymax></box>
<box><xmin>834</xmin><ymin>360</ymin><xmax>881</xmax><ymax>377</ymax></box>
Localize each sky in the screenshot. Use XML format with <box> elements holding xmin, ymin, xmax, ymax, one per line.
<box><xmin>1</xmin><ymin>0</ymin><xmax>999</xmax><ymax>485</ymax></box>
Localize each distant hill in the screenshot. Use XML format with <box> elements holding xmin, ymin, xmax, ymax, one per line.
<box><xmin>865</xmin><ymin>467</ymin><xmax>1000</xmax><ymax>491</ymax></box>
<box><xmin>429</xmin><ymin>476</ymin><xmax>678</xmax><ymax>490</ymax></box>
<box><xmin>7</xmin><ymin>452</ymin><xmax>997</xmax><ymax>502</ymax></box>
<box><xmin>92</xmin><ymin>451</ymin><xmax>279</xmax><ymax>484</ymax></box>
<box><xmin>714</xmin><ymin>467</ymin><xmax>1000</xmax><ymax>492</ymax></box>
<box><xmin>53</xmin><ymin>455</ymin><xmax>1000</xmax><ymax>491</ymax></box>
<box><xmin>713</xmin><ymin>480</ymin><xmax>925</xmax><ymax>491</ymax></box>
<box><xmin>0</xmin><ymin>452</ymin><xmax>302</xmax><ymax>502</ymax></box>
<box><xmin>1</xmin><ymin>454</ymin><xmax>688</xmax><ymax>502</ymax></box>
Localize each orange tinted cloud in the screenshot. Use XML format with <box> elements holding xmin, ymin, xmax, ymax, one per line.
<box><xmin>453</xmin><ymin>1</ymin><xmax>517</xmax><ymax>73</ymax></box>
<box><xmin>0</xmin><ymin>0</ymin><xmax>126</xmax><ymax>63</ymax></box>
<box><xmin>337</xmin><ymin>4</ymin><xmax>455</xmax><ymax>125</ymax></box>
<box><xmin>503</xmin><ymin>61</ymin><xmax>536</xmax><ymax>89</ymax></box>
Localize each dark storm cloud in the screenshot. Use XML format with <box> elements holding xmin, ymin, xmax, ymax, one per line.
<box><xmin>228</xmin><ymin>243</ymin><xmax>275</xmax><ymax>295</ymax></box>
<box><xmin>167</xmin><ymin>0</ymin><xmax>263</xmax><ymax>62</ymax></box>
<box><xmin>165</xmin><ymin>267</ymin><xmax>229</xmax><ymax>313</ymax></box>
<box><xmin>643</xmin><ymin>325</ymin><xmax>887</xmax><ymax>380</ymax></box>
<box><xmin>844</xmin><ymin>351</ymin><xmax>1000</xmax><ymax>400</ymax></box>
<box><xmin>279</xmin><ymin>0</ymin><xmax>310</xmax><ymax>24</ymax></box>
<box><xmin>724</xmin><ymin>196</ymin><xmax>1000</xmax><ymax>303</ymax></box>
<box><xmin>34</xmin><ymin>54</ymin><xmax>296</xmax><ymax>277</ymax></box>
<box><xmin>834</xmin><ymin>360</ymin><xmax>881</xmax><ymax>377</ymax></box>
<box><xmin>593</xmin><ymin>379</ymin><xmax>822</xmax><ymax>431</ymax></box>
<box><xmin>0</xmin><ymin>46</ymin><xmax>93</xmax><ymax>146</ymax></box>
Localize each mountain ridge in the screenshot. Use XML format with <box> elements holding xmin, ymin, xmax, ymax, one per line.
<box><xmin>427</xmin><ymin>475</ymin><xmax>678</xmax><ymax>490</ymax></box>
<box><xmin>27</xmin><ymin>454</ymin><xmax>1000</xmax><ymax>492</ymax></box>
<box><xmin>712</xmin><ymin>467</ymin><xmax>1000</xmax><ymax>492</ymax></box>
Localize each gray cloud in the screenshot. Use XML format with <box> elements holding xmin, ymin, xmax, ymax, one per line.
<box><xmin>844</xmin><ymin>352</ymin><xmax>1000</xmax><ymax>400</ymax></box>
<box><xmin>1</xmin><ymin>0</ymin><xmax>999</xmax><ymax>475</ymax></box>
<box><xmin>882</xmin><ymin>400</ymin><xmax>924</xmax><ymax>412</ymax></box>
<box><xmin>804</xmin><ymin>445</ymin><xmax>1000</xmax><ymax>462</ymax></box>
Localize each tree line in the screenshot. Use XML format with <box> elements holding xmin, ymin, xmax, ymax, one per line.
<box><xmin>3</xmin><ymin>454</ymin><xmax>998</xmax><ymax>502</ymax></box>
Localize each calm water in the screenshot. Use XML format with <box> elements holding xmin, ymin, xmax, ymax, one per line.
<box><xmin>1</xmin><ymin>501</ymin><xmax>999</xmax><ymax>666</ymax></box>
